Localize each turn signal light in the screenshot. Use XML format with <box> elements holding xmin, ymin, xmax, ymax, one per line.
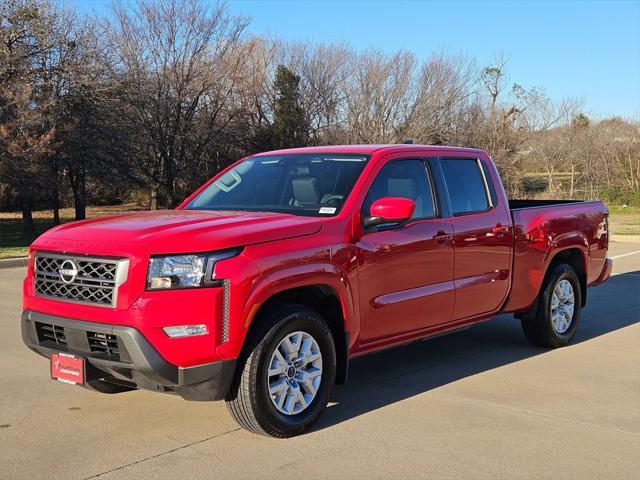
<box><xmin>162</xmin><ymin>324</ymin><xmax>207</xmax><ymax>338</ymax></box>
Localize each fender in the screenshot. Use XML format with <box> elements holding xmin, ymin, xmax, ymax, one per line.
<box><xmin>544</xmin><ymin>231</ymin><xmax>590</xmax><ymax>276</ymax></box>
<box><xmin>506</xmin><ymin>229</ymin><xmax>590</xmax><ymax>313</ymax></box>
<box><xmin>239</xmin><ymin>261</ymin><xmax>358</xmax><ymax>350</ymax></box>
<box><xmin>544</xmin><ymin>234</ymin><xmax>590</xmax><ymax>308</ymax></box>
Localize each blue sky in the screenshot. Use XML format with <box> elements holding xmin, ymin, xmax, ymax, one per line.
<box><xmin>72</xmin><ymin>0</ymin><xmax>640</xmax><ymax>120</ymax></box>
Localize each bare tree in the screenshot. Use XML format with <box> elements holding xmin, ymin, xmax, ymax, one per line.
<box><xmin>107</xmin><ymin>0</ymin><xmax>248</xmax><ymax>208</ymax></box>
<box><xmin>404</xmin><ymin>52</ymin><xmax>478</xmax><ymax>144</ymax></box>
<box><xmin>0</xmin><ymin>0</ymin><xmax>86</xmax><ymax>236</ymax></box>
<box><xmin>2</xmin><ymin>1</ymin><xmax>639</xmax><ymax>235</ymax></box>
<box><xmin>232</xmin><ymin>36</ymin><xmax>278</xmax><ymax>151</ymax></box>
<box><xmin>344</xmin><ymin>49</ymin><xmax>416</xmax><ymax>143</ymax></box>
<box><xmin>284</xmin><ymin>41</ymin><xmax>351</xmax><ymax>144</ymax></box>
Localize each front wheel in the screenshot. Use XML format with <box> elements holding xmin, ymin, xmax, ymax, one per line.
<box><xmin>225</xmin><ymin>304</ymin><xmax>336</xmax><ymax>437</ymax></box>
<box><xmin>521</xmin><ymin>263</ymin><xmax>582</xmax><ymax>348</ymax></box>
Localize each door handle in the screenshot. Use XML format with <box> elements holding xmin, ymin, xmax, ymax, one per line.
<box><xmin>490</xmin><ymin>224</ymin><xmax>509</xmax><ymax>236</ymax></box>
<box><xmin>434</xmin><ymin>230</ymin><xmax>452</xmax><ymax>244</ymax></box>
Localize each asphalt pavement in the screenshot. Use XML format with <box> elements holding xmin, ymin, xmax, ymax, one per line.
<box><xmin>1</xmin><ymin>242</ymin><xmax>638</xmax><ymax>479</ymax></box>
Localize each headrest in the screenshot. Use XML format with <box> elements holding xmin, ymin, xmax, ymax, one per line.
<box><xmin>387</xmin><ymin>178</ymin><xmax>416</xmax><ymax>199</ymax></box>
<box><xmin>292</xmin><ymin>177</ymin><xmax>320</xmax><ymax>206</ymax></box>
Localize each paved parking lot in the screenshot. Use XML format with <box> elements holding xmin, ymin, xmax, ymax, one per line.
<box><xmin>1</xmin><ymin>242</ymin><xmax>638</xmax><ymax>479</ymax></box>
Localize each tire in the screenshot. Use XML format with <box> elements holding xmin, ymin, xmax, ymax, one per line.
<box><xmin>521</xmin><ymin>263</ymin><xmax>582</xmax><ymax>348</ymax></box>
<box><xmin>225</xmin><ymin>304</ymin><xmax>336</xmax><ymax>438</ymax></box>
<box><xmin>86</xmin><ymin>378</ymin><xmax>136</xmax><ymax>394</ymax></box>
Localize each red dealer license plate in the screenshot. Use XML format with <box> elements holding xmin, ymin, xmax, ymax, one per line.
<box><xmin>51</xmin><ymin>352</ymin><xmax>85</xmax><ymax>385</ymax></box>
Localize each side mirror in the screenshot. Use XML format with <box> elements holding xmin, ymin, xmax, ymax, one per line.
<box><xmin>364</xmin><ymin>197</ymin><xmax>415</xmax><ymax>228</ymax></box>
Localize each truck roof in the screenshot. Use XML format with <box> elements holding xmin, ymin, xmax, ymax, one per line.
<box><xmin>254</xmin><ymin>144</ymin><xmax>486</xmax><ymax>156</ymax></box>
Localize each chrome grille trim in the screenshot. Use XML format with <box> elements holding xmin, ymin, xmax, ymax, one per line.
<box><xmin>34</xmin><ymin>252</ymin><xmax>129</xmax><ymax>308</ymax></box>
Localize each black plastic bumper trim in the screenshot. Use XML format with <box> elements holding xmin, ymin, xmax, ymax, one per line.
<box><xmin>22</xmin><ymin>310</ymin><xmax>236</xmax><ymax>400</ymax></box>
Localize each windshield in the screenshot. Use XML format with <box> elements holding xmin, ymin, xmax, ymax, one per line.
<box><xmin>185</xmin><ymin>153</ymin><xmax>370</xmax><ymax>216</ymax></box>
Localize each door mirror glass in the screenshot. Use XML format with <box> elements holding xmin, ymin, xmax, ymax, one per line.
<box><xmin>364</xmin><ymin>197</ymin><xmax>415</xmax><ymax>227</ymax></box>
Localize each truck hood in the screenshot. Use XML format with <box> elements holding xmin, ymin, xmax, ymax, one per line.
<box><xmin>32</xmin><ymin>210</ymin><xmax>323</xmax><ymax>255</ymax></box>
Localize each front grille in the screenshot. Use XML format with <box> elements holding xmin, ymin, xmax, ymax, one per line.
<box><xmin>87</xmin><ymin>332</ymin><xmax>120</xmax><ymax>360</ymax></box>
<box><xmin>35</xmin><ymin>322</ymin><xmax>67</xmax><ymax>346</ymax></box>
<box><xmin>34</xmin><ymin>253</ymin><xmax>127</xmax><ymax>307</ymax></box>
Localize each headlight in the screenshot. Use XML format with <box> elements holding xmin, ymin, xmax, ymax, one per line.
<box><xmin>147</xmin><ymin>249</ymin><xmax>241</xmax><ymax>290</ymax></box>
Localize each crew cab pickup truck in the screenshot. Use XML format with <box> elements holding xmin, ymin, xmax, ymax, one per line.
<box><xmin>22</xmin><ymin>145</ymin><xmax>612</xmax><ymax>437</ymax></box>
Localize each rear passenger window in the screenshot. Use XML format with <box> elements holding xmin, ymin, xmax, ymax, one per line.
<box><xmin>363</xmin><ymin>159</ymin><xmax>435</xmax><ymax>220</ymax></box>
<box><xmin>441</xmin><ymin>159</ymin><xmax>490</xmax><ymax>215</ymax></box>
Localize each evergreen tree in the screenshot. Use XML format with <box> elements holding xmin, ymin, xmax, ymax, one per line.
<box><xmin>272</xmin><ymin>65</ymin><xmax>309</xmax><ymax>148</ymax></box>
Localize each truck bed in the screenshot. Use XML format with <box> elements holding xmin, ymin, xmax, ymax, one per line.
<box><xmin>505</xmin><ymin>199</ymin><xmax>609</xmax><ymax>313</ymax></box>
<box><xmin>509</xmin><ymin>199</ymin><xmax>591</xmax><ymax>209</ymax></box>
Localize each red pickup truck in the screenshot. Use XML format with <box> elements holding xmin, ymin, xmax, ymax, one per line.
<box><xmin>22</xmin><ymin>145</ymin><xmax>612</xmax><ymax>437</ymax></box>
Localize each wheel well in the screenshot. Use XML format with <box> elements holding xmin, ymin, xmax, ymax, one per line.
<box><xmin>515</xmin><ymin>247</ymin><xmax>588</xmax><ymax>321</ymax></box>
<box><xmin>548</xmin><ymin>248</ymin><xmax>587</xmax><ymax>307</ymax></box>
<box><xmin>246</xmin><ymin>285</ymin><xmax>349</xmax><ymax>384</ymax></box>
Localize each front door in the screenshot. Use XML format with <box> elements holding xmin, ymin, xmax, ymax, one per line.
<box><xmin>356</xmin><ymin>158</ymin><xmax>455</xmax><ymax>343</ymax></box>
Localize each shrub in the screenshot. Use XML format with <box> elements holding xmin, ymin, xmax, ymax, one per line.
<box><xmin>600</xmin><ymin>186</ymin><xmax>640</xmax><ymax>207</ymax></box>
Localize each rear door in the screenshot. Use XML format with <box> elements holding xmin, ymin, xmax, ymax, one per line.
<box><xmin>438</xmin><ymin>157</ymin><xmax>513</xmax><ymax>320</ymax></box>
<box><xmin>356</xmin><ymin>156</ymin><xmax>455</xmax><ymax>343</ymax></box>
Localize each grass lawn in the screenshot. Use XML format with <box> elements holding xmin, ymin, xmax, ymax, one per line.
<box><xmin>609</xmin><ymin>206</ymin><xmax>640</xmax><ymax>237</ymax></box>
<box><xmin>0</xmin><ymin>246</ymin><xmax>31</xmax><ymax>260</ymax></box>
<box><xmin>0</xmin><ymin>204</ymin><xmax>146</xmax><ymax>259</ymax></box>
<box><xmin>1</xmin><ymin>203</ymin><xmax>638</xmax><ymax>260</ymax></box>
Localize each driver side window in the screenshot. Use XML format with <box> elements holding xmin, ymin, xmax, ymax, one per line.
<box><xmin>362</xmin><ymin>159</ymin><xmax>435</xmax><ymax>220</ymax></box>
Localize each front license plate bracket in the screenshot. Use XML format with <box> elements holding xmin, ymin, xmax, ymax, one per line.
<box><xmin>50</xmin><ymin>352</ymin><xmax>85</xmax><ymax>386</ymax></box>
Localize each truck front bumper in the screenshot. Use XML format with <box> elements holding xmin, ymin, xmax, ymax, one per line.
<box><xmin>21</xmin><ymin>310</ymin><xmax>237</xmax><ymax>401</ymax></box>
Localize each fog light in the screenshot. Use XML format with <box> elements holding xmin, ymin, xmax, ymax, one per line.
<box><xmin>163</xmin><ymin>324</ymin><xmax>207</xmax><ymax>338</ymax></box>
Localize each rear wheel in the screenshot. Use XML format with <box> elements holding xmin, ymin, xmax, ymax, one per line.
<box><xmin>521</xmin><ymin>263</ymin><xmax>582</xmax><ymax>348</ymax></box>
<box><xmin>225</xmin><ymin>304</ymin><xmax>336</xmax><ymax>437</ymax></box>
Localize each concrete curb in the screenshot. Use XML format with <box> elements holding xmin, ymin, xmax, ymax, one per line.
<box><xmin>0</xmin><ymin>257</ymin><xmax>27</xmax><ymax>269</ymax></box>
<box><xmin>611</xmin><ymin>235</ymin><xmax>640</xmax><ymax>244</ymax></box>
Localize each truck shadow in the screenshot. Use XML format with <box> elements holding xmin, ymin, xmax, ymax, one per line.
<box><xmin>315</xmin><ymin>270</ymin><xmax>640</xmax><ymax>432</ymax></box>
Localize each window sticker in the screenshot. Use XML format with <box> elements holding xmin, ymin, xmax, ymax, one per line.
<box><xmin>319</xmin><ymin>207</ymin><xmax>337</xmax><ymax>214</ymax></box>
